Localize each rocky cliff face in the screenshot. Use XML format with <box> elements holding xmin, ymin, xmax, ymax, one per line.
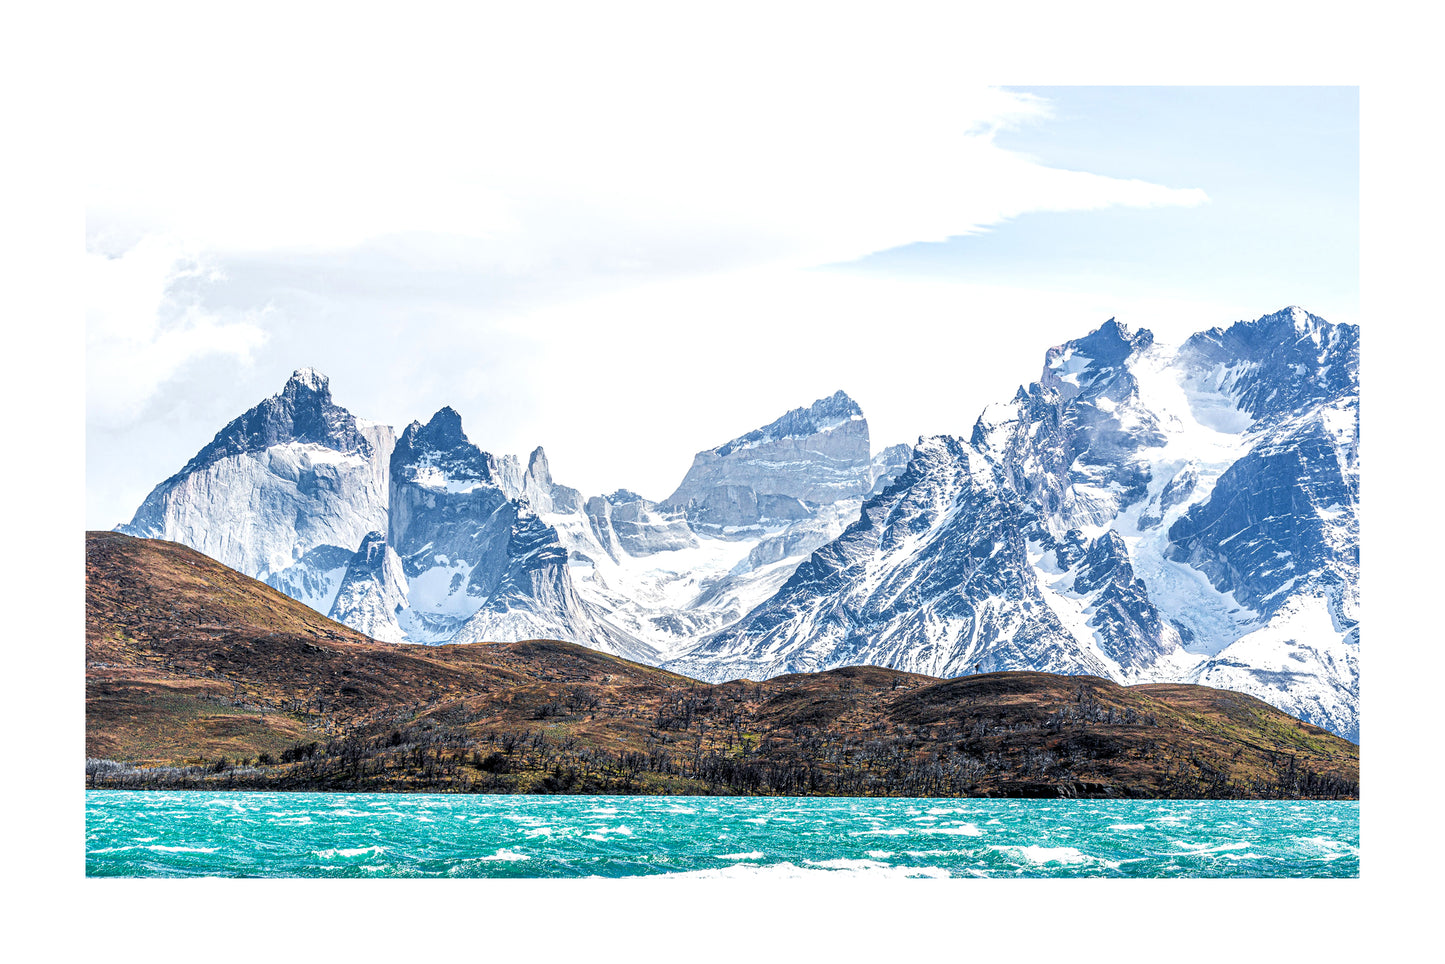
<box><xmin>1162</xmin><ymin>308</ymin><xmax>1361</xmax><ymax>739</ymax></box>
<box><xmin>379</xmin><ymin>407</ymin><xmax>651</xmax><ymax>659</ymax></box>
<box><xmin>384</xmin><ymin>406</ymin><xmax>516</xmax><ymax>639</ymax></box>
<box><xmin>662</xmin><ymin>390</ymin><xmax>874</xmax><ymax>529</ymax></box>
<box><xmin>119</xmin><ymin>369</ymin><xmax>395</xmax><ymax>608</ymax></box>
<box><xmin>1173</xmin><ymin>307</ymin><xmax>1359</xmax><ymax>425</ymax></box>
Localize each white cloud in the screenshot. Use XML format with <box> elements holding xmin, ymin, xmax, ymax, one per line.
<box><xmin>85</xmin><ymin>237</ymin><xmax>269</xmax><ymax>423</ymax></box>
<box><xmin>83</xmin><ymin>14</ymin><xmax>1205</xmax><ymax>273</ymax></box>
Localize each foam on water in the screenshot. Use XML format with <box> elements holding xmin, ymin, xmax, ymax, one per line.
<box><xmin>658</xmin><ymin>860</ymin><xmax>953</xmax><ymax>879</ymax></box>
<box><xmin>478</xmin><ymin>848</ymin><xmax>528</xmax><ymax>862</ymax></box>
<box><xmin>314</xmin><ymin>846</ymin><xmax>385</xmax><ymax>859</ymax></box>
<box><xmin>85</xmin><ymin>793</ymin><xmax>1358</xmax><ymax>879</ymax></box>
<box><xmin>1001</xmin><ymin>845</ymin><xmax>1091</xmax><ymax>866</ymax></box>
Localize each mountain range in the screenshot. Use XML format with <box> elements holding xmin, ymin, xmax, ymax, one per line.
<box><xmin>118</xmin><ymin>306</ymin><xmax>1360</xmax><ymax>740</ymax></box>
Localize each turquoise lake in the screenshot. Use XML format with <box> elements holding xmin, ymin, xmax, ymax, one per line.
<box><xmin>85</xmin><ymin>791</ymin><xmax>1358</xmax><ymax>878</ymax></box>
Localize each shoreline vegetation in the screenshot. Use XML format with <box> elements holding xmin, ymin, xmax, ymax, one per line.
<box><xmin>86</xmin><ymin>532</ymin><xmax>1358</xmax><ymax>800</ymax></box>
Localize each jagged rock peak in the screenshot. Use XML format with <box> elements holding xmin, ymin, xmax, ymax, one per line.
<box><xmin>1036</xmin><ymin>318</ymin><xmax>1155</xmax><ymax>407</ymax></box>
<box><xmin>1249</xmin><ymin>305</ymin><xmax>1354</xmax><ymax>345</ymax></box>
<box><xmin>353</xmin><ymin>530</ymin><xmax>389</xmax><ymax>565</ymax></box>
<box><xmin>1178</xmin><ymin>307</ymin><xmax>1358</xmax><ymax>422</ymax></box>
<box><xmin>176</xmin><ymin>367</ymin><xmax>370</xmax><ymax>476</ymax></box>
<box><xmin>1280</xmin><ymin>305</ymin><xmax>1323</xmax><ymax>330</ymax></box>
<box><xmin>1260</xmin><ymin>305</ymin><xmax>1329</xmax><ymax>333</ymax></box>
<box><xmin>392</xmin><ymin>406</ymin><xmax>492</xmax><ymax>485</ymax></box>
<box><xmin>663</xmin><ymin>389</ymin><xmax>875</xmax><ymax>518</ymax></box>
<box><xmin>286</xmin><ymin>367</ymin><xmax>330</xmax><ymax>394</ymax></box>
<box><xmin>526</xmin><ymin>446</ymin><xmax>552</xmax><ymax>485</ymax></box>
<box><xmin>715</xmin><ymin>390</ymin><xmax>864</xmax><ymax>458</ymax></box>
<box><xmin>808</xmin><ymin>389</ymin><xmax>864</xmax><ymax>420</ymax></box>
<box><xmin>1186</xmin><ymin>306</ymin><xmax>1343</xmax><ymax>348</ymax></box>
<box><xmin>417</xmin><ymin>406</ymin><xmax>468</xmax><ymax>446</ymax></box>
<box><xmin>1054</xmin><ymin>318</ymin><xmax>1155</xmax><ymax>369</ymax></box>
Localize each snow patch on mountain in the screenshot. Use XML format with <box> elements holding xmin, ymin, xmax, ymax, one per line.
<box><xmin>1188</xmin><ymin>593</ymin><xmax>1359</xmax><ymax>742</ymax></box>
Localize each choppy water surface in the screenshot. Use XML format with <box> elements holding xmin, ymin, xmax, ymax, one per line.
<box><xmin>86</xmin><ymin>792</ymin><xmax>1357</xmax><ymax>878</ymax></box>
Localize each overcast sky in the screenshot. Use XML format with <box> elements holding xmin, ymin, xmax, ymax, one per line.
<box><xmin>83</xmin><ymin>20</ymin><xmax>1357</xmax><ymax>529</ymax></box>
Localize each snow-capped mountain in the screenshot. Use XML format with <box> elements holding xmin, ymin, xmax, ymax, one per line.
<box><xmin>119</xmin><ymin>368</ymin><xmax>395</xmax><ymax>615</ymax></box>
<box><xmin>662</xmin><ymin>390</ymin><xmax>879</xmax><ymax>527</ymax></box>
<box><xmin>668</xmin><ymin>308</ymin><xmax>1359</xmax><ymax>741</ymax></box>
<box><xmin>115</xmin><ymin>307</ymin><xmax>1360</xmax><ymax>740</ymax></box>
<box><xmin>377</xmin><ymin>406</ymin><xmax>651</xmax><ymax>660</ymax></box>
<box><xmin>117</xmin><ymin>375</ymin><xmax>910</xmax><ymax>664</ymax></box>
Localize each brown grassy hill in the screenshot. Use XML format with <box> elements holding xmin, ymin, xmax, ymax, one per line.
<box><xmin>86</xmin><ymin>531</ymin><xmax>1358</xmax><ymax>798</ymax></box>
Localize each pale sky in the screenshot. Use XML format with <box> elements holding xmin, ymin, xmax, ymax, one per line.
<box><xmin>84</xmin><ymin>23</ymin><xmax>1358</xmax><ymax>529</ymax></box>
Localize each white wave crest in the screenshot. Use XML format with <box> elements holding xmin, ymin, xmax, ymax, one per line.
<box><xmin>921</xmin><ymin>824</ymin><xmax>983</xmax><ymax>836</ymax></box>
<box><xmin>995</xmin><ymin>845</ymin><xmax>1089</xmax><ymax>865</ymax></box>
<box><xmin>641</xmin><ymin>860</ymin><xmax>951</xmax><ymax>879</ymax></box>
<box><xmin>313</xmin><ymin>845</ymin><xmax>386</xmax><ymax>859</ymax></box>
<box><xmin>478</xmin><ymin>848</ymin><xmax>529</xmax><ymax>862</ymax></box>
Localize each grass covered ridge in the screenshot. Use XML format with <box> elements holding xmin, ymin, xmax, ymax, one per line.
<box><xmin>86</xmin><ymin>532</ymin><xmax>1358</xmax><ymax>798</ymax></box>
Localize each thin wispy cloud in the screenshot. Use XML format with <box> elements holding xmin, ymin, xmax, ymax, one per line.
<box><xmin>83</xmin><ymin>9</ymin><xmax>1207</xmax><ymax>278</ymax></box>
<box><xmin>88</xmin><ymin>81</ymin><xmax>1205</xmax><ymax>274</ymax></box>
